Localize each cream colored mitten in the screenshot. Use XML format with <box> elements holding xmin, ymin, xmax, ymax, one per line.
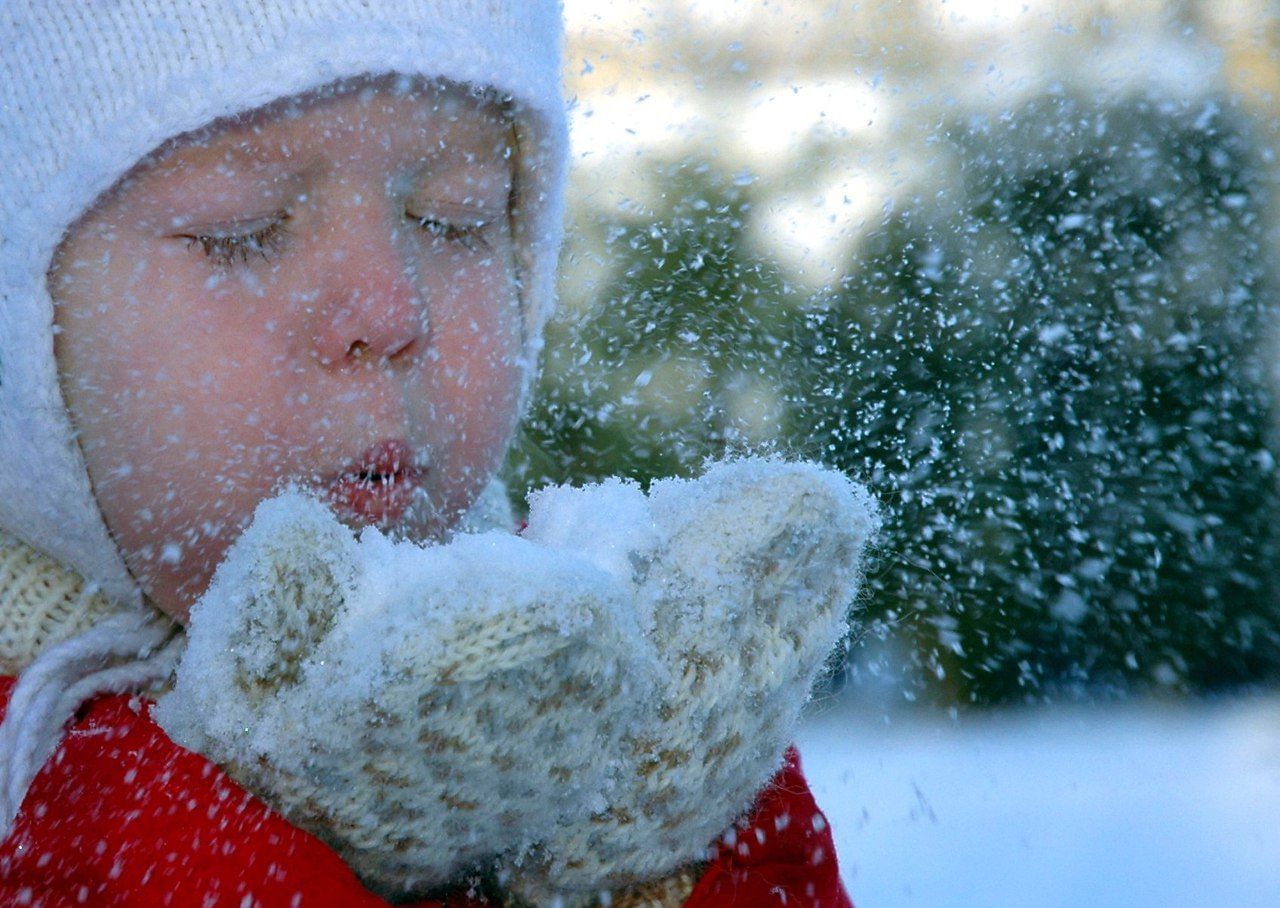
<box><xmin>504</xmin><ymin>458</ymin><xmax>877</xmax><ymax>903</ymax></box>
<box><xmin>155</xmin><ymin>459</ymin><xmax>876</xmax><ymax>905</ymax></box>
<box><xmin>155</xmin><ymin>493</ymin><xmax>658</xmax><ymax>900</ymax></box>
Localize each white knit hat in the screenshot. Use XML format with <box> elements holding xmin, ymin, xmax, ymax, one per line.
<box><xmin>0</xmin><ymin>0</ymin><xmax>569</xmax><ymax>608</ymax></box>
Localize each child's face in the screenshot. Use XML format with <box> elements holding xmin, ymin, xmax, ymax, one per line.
<box><xmin>50</xmin><ymin>79</ymin><xmax>525</xmax><ymax>619</ymax></box>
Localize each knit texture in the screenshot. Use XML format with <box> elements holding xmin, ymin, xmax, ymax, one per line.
<box><xmin>0</xmin><ymin>477</ymin><xmax>516</xmax><ymax>846</ymax></box>
<box><xmin>507</xmin><ymin>459</ymin><xmax>875</xmax><ymax>902</ymax></box>
<box><xmin>0</xmin><ymin>534</ymin><xmax>183</xmax><ymax>834</ymax></box>
<box><xmin>0</xmin><ymin>679</ymin><xmax>847</xmax><ymax>907</ymax></box>
<box><xmin>158</xmin><ymin>493</ymin><xmax>660</xmax><ymax>899</ymax></box>
<box><xmin>0</xmin><ymin>477</ymin><xmax>515</xmax><ymax>676</ymax></box>
<box><xmin>155</xmin><ymin>458</ymin><xmax>877</xmax><ymax>904</ymax></box>
<box><xmin>0</xmin><ymin>0</ymin><xmax>568</xmax><ymax>609</ymax></box>
<box><xmin>578</xmin><ymin>865</ymin><xmax>702</xmax><ymax>908</ymax></box>
<box><xmin>0</xmin><ymin>534</ymin><xmax>129</xmax><ymax>676</ymax></box>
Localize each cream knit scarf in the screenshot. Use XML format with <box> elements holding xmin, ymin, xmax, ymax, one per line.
<box><xmin>0</xmin><ymin>532</ymin><xmax>136</xmax><ymax>675</ymax></box>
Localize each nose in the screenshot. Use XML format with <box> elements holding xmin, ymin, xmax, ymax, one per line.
<box><xmin>308</xmin><ymin>200</ymin><xmax>427</xmax><ymax>370</ymax></box>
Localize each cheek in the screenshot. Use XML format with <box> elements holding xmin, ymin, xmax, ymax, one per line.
<box><xmin>426</xmin><ymin>274</ymin><xmax>525</xmax><ymax>505</ymax></box>
<box><xmin>57</xmin><ymin>252</ymin><xmax>315</xmax><ymax>614</ymax></box>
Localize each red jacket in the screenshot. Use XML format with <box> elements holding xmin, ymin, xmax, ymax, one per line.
<box><xmin>0</xmin><ymin>678</ymin><xmax>851</xmax><ymax>907</ymax></box>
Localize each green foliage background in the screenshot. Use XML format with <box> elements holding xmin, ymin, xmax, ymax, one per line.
<box><xmin>506</xmin><ymin>90</ymin><xmax>1280</xmax><ymax>706</ymax></box>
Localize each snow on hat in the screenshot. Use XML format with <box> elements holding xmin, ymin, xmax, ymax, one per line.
<box><xmin>0</xmin><ymin>0</ymin><xmax>569</xmax><ymax>608</ymax></box>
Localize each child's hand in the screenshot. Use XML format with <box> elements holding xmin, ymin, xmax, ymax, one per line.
<box><xmin>154</xmin><ymin>493</ymin><xmax>660</xmax><ymax>899</ymax></box>
<box><xmin>503</xmin><ymin>459</ymin><xmax>876</xmax><ymax>903</ymax></box>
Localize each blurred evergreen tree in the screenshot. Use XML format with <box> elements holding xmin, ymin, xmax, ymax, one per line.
<box><xmin>796</xmin><ymin>91</ymin><xmax>1280</xmax><ymax>703</ymax></box>
<box><xmin>509</xmin><ymin>161</ymin><xmax>801</xmax><ymax>489</ymax></box>
<box><xmin>511</xmin><ymin>90</ymin><xmax>1280</xmax><ymax>705</ymax></box>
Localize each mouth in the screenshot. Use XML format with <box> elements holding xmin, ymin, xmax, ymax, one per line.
<box><xmin>324</xmin><ymin>439</ymin><xmax>427</xmax><ymax>526</ymax></box>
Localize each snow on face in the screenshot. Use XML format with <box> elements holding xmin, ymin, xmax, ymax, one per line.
<box><xmin>49</xmin><ymin>77</ymin><xmax>525</xmax><ymax>620</ymax></box>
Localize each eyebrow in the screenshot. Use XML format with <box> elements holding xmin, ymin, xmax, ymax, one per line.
<box><xmin>128</xmin><ymin>115</ymin><xmax>517</xmax><ymax>221</ymax></box>
<box><xmin>411</xmin><ymin>150</ymin><xmax>515</xmax><ymax>183</ymax></box>
<box><xmin>179</xmin><ymin>139</ymin><xmax>306</xmax><ymax>171</ymax></box>
<box><xmin>219</xmin><ymin>143</ymin><xmax>294</xmax><ymax>165</ymax></box>
<box><xmin>130</xmin><ymin>161</ymin><xmax>310</xmax><ymax>229</ymax></box>
<box><xmin>165</xmin><ymin>134</ymin><xmax>516</xmax><ymax>181</ymax></box>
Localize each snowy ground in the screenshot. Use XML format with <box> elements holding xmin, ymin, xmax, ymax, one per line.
<box><xmin>796</xmin><ymin>696</ymin><xmax>1280</xmax><ymax>908</ymax></box>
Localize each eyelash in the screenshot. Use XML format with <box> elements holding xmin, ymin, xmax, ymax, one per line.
<box><xmin>180</xmin><ymin>218</ymin><xmax>291</xmax><ymax>267</ymax></box>
<box><xmin>180</xmin><ymin>210</ymin><xmax>492</xmax><ymax>267</ymax></box>
<box><xmin>413</xmin><ymin>215</ymin><xmax>492</xmax><ymax>252</ymax></box>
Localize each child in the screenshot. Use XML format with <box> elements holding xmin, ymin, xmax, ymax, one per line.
<box><xmin>0</xmin><ymin>2</ymin><xmax>867</xmax><ymax>905</ymax></box>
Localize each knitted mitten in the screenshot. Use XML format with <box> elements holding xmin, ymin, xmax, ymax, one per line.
<box><xmin>503</xmin><ymin>459</ymin><xmax>876</xmax><ymax>903</ymax></box>
<box><xmin>155</xmin><ymin>493</ymin><xmax>658</xmax><ymax>900</ymax></box>
<box><xmin>155</xmin><ymin>459</ymin><xmax>876</xmax><ymax>905</ymax></box>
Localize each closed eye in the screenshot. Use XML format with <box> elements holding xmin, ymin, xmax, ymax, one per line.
<box><xmin>176</xmin><ymin>214</ymin><xmax>291</xmax><ymax>266</ymax></box>
<box><xmin>409</xmin><ymin>213</ymin><xmax>492</xmax><ymax>251</ymax></box>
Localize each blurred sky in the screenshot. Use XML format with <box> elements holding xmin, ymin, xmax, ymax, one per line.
<box><xmin>560</xmin><ymin>0</ymin><xmax>1279</xmax><ymax>299</ymax></box>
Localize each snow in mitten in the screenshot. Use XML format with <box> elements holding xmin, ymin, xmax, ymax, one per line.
<box><xmin>155</xmin><ymin>493</ymin><xmax>658</xmax><ymax>900</ymax></box>
<box><xmin>505</xmin><ymin>458</ymin><xmax>876</xmax><ymax>903</ymax></box>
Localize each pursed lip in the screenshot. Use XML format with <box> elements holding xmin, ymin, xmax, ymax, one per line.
<box><xmin>323</xmin><ymin>439</ymin><xmax>426</xmax><ymax>526</ymax></box>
